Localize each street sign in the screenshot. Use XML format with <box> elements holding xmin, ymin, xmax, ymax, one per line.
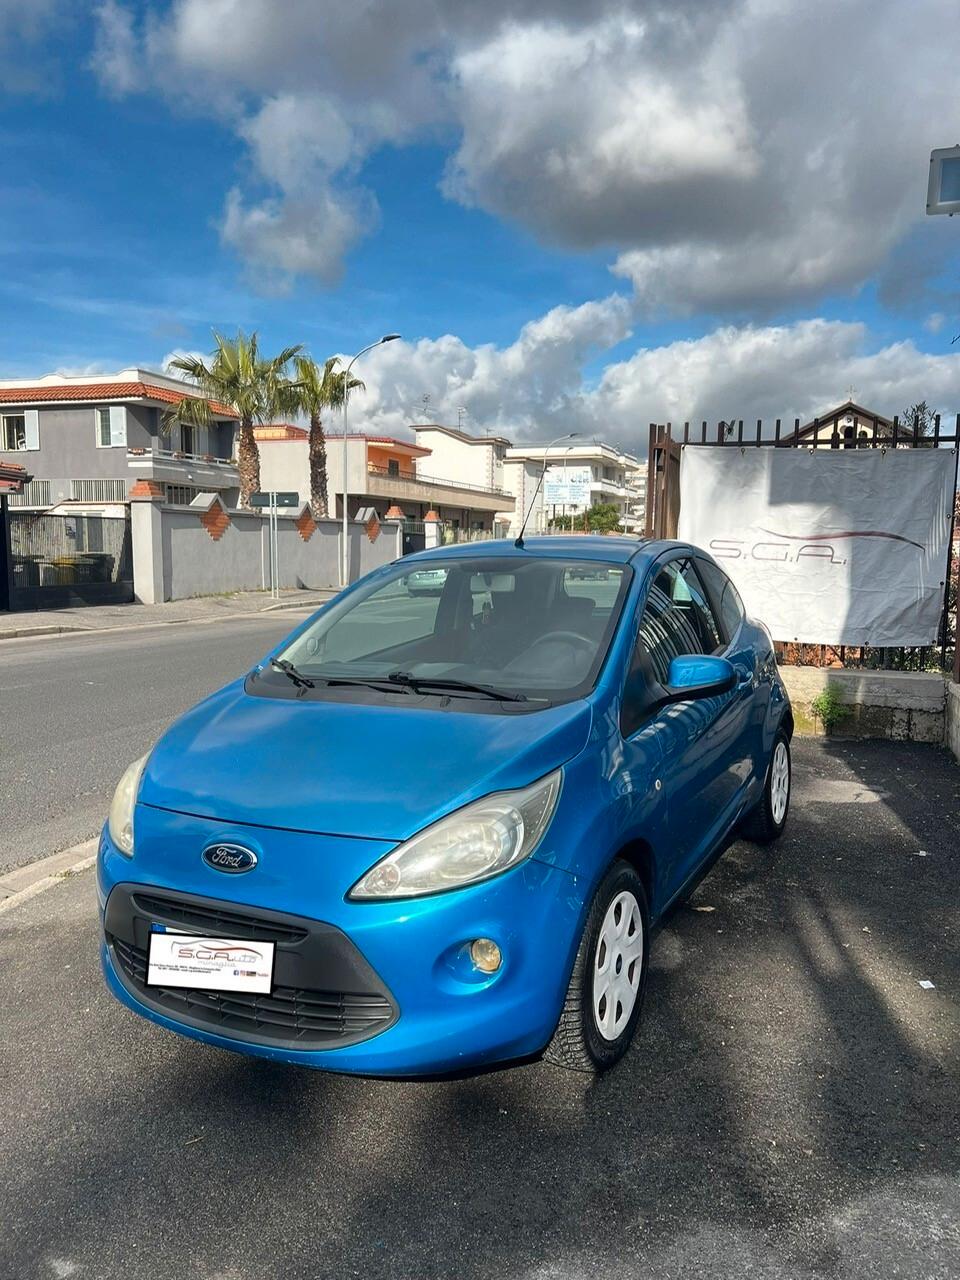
<box><xmin>926</xmin><ymin>146</ymin><xmax>960</xmax><ymax>216</ymax></box>
<box><xmin>250</xmin><ymin>491</ymin><xmax>300</xmax><ymax>508</ymax></box>
<box><xmin>544</xmin><ymin>465</ymin><xmax>592</xmax><ymax>507</ymax></box>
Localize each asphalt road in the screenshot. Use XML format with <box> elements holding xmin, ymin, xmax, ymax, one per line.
<box><xmin>2</xmin><ymin>738</ymin><xmax>959</xmax><ymax>1279</ymax></box>
<box><xmin>0</xmin><ymin>613</ymin><xmax>315</xmax><ymax>874</ymax></box>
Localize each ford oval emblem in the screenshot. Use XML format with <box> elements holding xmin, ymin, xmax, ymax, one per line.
<box><xmin>202</xmin><ymin>843</ymin><xmax>258</xmax><ymax>874</ymax></box>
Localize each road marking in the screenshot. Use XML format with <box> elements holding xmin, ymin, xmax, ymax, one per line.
<box><xmin>0</xmin><ymin>839</ymin><xmax>98</xmax><ymax>914</ymax></box>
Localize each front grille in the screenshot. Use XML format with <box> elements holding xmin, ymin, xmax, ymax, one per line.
<box><xmin>110</xmin><ymin>935</ymin><xmax>395</xmax><ymax>1046</ymax></box>
<box><xmin>131</xmin><ymin>891</ymin><xmax>309</xmax><ymax>943</ymax></box>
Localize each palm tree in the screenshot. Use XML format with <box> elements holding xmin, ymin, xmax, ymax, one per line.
<box><xmin>166</xmin><ymin>331</ymin><xmax>301</xmax><ymax>507</ymax></box>
<box><xmin>290</xmin><ymin>355</ymin><xmax>365</xmax><ymax>518</ymax></box>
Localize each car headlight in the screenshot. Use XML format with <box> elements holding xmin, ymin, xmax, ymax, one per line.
<box><xmin>107</xmin><ymin>755</ymin><xmax>149</xmax><ymax>856</ymax></box>
<box><xmin>349</xmin><ymin>769</ymin><xmax>562</xmax><ymax>900</ymax></box>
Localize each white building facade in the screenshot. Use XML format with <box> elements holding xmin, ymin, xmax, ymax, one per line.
<box><xmin>500</xmin><ymin>442</ymin><xmax>645</xmax><ymax>537</ymax></box>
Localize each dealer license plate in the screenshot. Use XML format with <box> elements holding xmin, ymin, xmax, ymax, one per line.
<box><xmin>147</xmin><ymin>926</ymin><xmax>275</xmax><ymax>995</ymax></box>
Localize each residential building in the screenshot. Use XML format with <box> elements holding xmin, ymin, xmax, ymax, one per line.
<box><xmin>782</xmin><ymin>400</ymin><xmax>895</xmax><ymax>448</ymax></box>
<box><xmin>411</xmin><ymin>424</ymin><xmax>511</xmax><ymax>495</ymax></box>
<box><xmin>501</xmin><ymin>441</ymin><xmax>645</xmax><ymax>537</ymax></box>
<box><xmin>0</xmin><ymin>369</ymin><xmax>240</xmax><ymax>511</ymax></box>
<box><xmin>255</xmin><ymin>428</ymin><xmax>515</xmax><ymax>535</ymax></box>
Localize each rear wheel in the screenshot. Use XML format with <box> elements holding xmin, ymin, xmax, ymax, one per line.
<box><xmin>545</xmin><ymin>860</ymin><xmax>649</xmax><ymax>1073</ymax></box>
<box><xmin>742</xmin><ymin>730</ymin><xmax>791</xmax><ymax>843</ymax></box>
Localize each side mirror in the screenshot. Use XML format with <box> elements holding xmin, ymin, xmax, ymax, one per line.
<box><xmin>664</xmin><ymin>654</ymin><xmax>736</xmax><ymax>702</ymax></box>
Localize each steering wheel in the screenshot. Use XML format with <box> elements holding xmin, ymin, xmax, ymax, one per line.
<box><xmin>526</xmin><ymin>630</ymin><xmax>594</xmax><ymax>654</ymax></box>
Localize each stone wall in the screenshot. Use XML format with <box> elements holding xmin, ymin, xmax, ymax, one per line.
<box><xmin>778</xmin><ymin>666</ymin><xmax>948</xmax><ymax>744</ymax></box>
<box><xmin>131</xmin><ymin>495</ymin><xmax>402</xmax><ymax>603</ymax></box>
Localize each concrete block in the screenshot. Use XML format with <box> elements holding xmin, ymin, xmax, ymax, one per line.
<box><xmin>947</xmin><ymin>682</ymin><xmax>960</xmax><ymax>763</ymax></box>
<box><xmin>779</xmin><ymin>665</ymin><xmax>948</xmax><ymax>745</ymax></box>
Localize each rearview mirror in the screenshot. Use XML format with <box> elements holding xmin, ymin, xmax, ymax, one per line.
<box><xmin>664</xmin><ymin>654</ymin><xmax>736</xmax><ymax>702</ymax></box>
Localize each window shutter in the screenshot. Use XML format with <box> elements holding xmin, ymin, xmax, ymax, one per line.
<box><xmin>109</xmin><ymin>406</ymin><xmax>127</xmax><ymax>447</ymax></box>
<box><xmin>23</xmin><ymin>409</ymin><xmax>40</xmax><ymax>451</ymax></box>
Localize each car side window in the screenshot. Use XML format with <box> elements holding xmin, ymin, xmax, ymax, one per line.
<box><xmin>621</xmin><ymin>564</ymin><xmax>710</xmax><ymax>735</ymax></box>
<box><xmin>696</xmin><ymin>558</ymin><xmax>745</xmax><ymax>645</ymax></box>
<box><xmin>653</xmin><ymin>559</ymin><xmax>723</xmax><ymax>655</ymax></box>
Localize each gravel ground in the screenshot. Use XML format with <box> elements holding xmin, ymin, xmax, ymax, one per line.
<box><xmin>1</xmin><ymin>737</ymin><xmax>958</xmax><ymax>1279</ymax></box>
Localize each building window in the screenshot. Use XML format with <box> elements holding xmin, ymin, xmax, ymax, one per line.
<box><xmin>2</xmin><ymin>415</ymin><xmax>26</xmax><ymax>450</ymax></box>
<box><xmin>2</xmin><ymin>411</ymin><xmax>39</xmax><ymax>451</ymax></box>
<box><xmin>96</xmin><ymin>405</ymin><xmax>127</xmax><ymax>448</ymax></box>
<box><xmin>388</xmin><ymin>458</ymin><xmax>400</xmax><ymax>477</ymax></box>
<box><xmin>165</xmin><ymin>484</ymin><xmax>200</xmax><ymax>506</ymax></box>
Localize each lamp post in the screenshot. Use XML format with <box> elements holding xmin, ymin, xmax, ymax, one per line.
<box><xmin>541</xmin><ymin>433</ymin><xmax>579</xmax><ymax>534</ymax></box>
<box><xmin>341</xmin><ymin>333</ymin><xmax>401</xmax><ymax>588</ymax></box>
<box><xmin>514</xmin><ymin>432</ymin><xmax>578</xmax><ymax>544</ymax></box>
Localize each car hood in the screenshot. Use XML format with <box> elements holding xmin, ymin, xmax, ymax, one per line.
<box><xmin>139</xmin><ymin>680</ymin><xmax>593</xmax><ymax>841</ymax></box>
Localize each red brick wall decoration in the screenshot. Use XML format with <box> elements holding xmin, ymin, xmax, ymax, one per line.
<box><xmin>295</xmin><ymin>508</ymin><xmax>316</xmax><ymax>542</ymax></box>
<box><xmin>199</xmin><ymin>497</ymin><xmax>231</xmax><ymax>541</ymax></box>
<box><xmin>129</xmin><ymin>479</ymin><xmax>164</xmax><ymax>499</ymax></box>
<box><xmin>365</xmin><ymin>512</ymin><xmax>381</xmax><ymax>543</ymax></box>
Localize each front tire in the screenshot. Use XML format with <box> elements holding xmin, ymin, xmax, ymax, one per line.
<box><xmin>545</xmin><ymin>860</ymin><xmax>649</xmax><ymax>1073</ymax></box>
<box><xmin>741</xmin><ymin>730</ymin><xmax>791</xmax><ymax>844</ymax></box>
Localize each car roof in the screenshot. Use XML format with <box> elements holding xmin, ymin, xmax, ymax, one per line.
<box><xmin>403</xmin><ymin>536</ymin><xmax>682</xmax><ymax>566</ymax></box>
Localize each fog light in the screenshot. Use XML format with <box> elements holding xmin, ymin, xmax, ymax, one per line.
<box><xmin>470</xmin><ymin>938</ymin><xmax>502</xmax><ymax>973</ymax></box>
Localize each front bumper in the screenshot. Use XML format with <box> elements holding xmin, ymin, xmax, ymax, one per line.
<box><xmin>98</xmin><ymin>818</ymin><xmax>584</xmax><ymax>1077</ymax></box>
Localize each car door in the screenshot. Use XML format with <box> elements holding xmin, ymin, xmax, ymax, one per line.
<box><xmin>621</xmin><ymin>555</ymin><xmax>747</xmax><ymax>902</ymax></box>
<box><xmin>695</xmin><ymin>555</ymin><xmax>763</xmax><ymax>784</ymax></box>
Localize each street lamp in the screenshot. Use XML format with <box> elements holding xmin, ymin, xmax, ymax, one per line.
<box><xmin>341</xmin><ymin>333</ymin><xmax>401</xmax><ymax>588</ymax></box>
<box><xmin>514</xmin><ymin>432</ymin><xmax>579</xmax><ymax>547</ymax></box>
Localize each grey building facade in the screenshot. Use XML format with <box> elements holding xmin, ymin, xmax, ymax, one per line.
<box><xmin>0</xmin><ymin>369</ymin><xmax>240</xmax><ymax>510</ymax></box>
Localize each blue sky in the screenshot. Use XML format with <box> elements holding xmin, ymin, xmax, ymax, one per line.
<box><xmin>2</xmin><ymin>1</ymin><xmax>960</xmax><ymax>450</ymax></box>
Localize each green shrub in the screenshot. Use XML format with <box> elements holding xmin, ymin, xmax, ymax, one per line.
<box><xmin>810</xmin><ymin>685</ymin><xmax>851</xmax><ymax>733</ymax></box>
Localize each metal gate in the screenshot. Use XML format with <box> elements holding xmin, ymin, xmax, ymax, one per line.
<box><xmin>9</xmin><ymin>511</ymin><xmax>133</xmax><ymax>610</ymax></box>
<box><xmin>402</xmin><ymin>520</ymin><xmax>426</xmax><ymax>555</ymax></box>
<box><xmin>645</xmin><ymin>411</ymin><xmax>960</xmax><ymax>677</ymax></box>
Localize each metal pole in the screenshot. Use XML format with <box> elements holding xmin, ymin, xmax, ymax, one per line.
<box><xmin>340</xmin><ymin>334</ymin><xmax>401</xmax><ymax>589</ymax></box>
<box><xmin>273</xmin><ymin>492</ymin><xmax>280</xmax><ymax>599</ymax></box>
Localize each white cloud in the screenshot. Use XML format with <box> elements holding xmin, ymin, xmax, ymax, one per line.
<box><xmin>88</xmin><ymin>0</ymin><xmax>139</xmax><ymax>96</ymax></box>
<box><xmin>338</xmin><ymin>310</ymin><xmax>960</xmax><ymax>452</ymax></box>
<box><xmin>89</xmin><ymin>0</ymin><xmax>960</xmax><ymax>307</ymax></box>
<box><xmin>220</xmin><ymin>186</ymin><xmax>377</xmax><ymax>290</ymax></box>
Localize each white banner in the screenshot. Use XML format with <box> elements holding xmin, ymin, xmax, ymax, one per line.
<box><xmin>544</xmin><ymin>465</ymin><xmax>592</xmax><ymax>507</ymax></box>
<box><xmin>677</xmin><ymin>447</ymin><xmax>956</xmax><ymax>646</ymax></box>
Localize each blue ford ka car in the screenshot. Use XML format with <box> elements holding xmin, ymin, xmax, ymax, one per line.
<box><xmin>99</xmin><ymin>537</ymin><xmax>792</xmax><ymax>1076</ymax></box>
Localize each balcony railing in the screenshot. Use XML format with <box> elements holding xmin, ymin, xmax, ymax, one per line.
<box><xmin>127</xmin><ymin>445</ymin><xmax>238</xmax><ymax>470</ymax></box>
<box><xmin>367</xmin><ymin>462</ymin><xmax>510</xmax><ymax>499</ymax></box>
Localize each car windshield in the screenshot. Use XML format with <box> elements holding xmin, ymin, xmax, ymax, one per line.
<box><xmin>271</xmin><ymin>556</ymin><xmax>631</xmax><ymax>705</ymax></box>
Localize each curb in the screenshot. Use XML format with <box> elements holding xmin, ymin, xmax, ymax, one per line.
<box><xmin>260</xmin><ymin>596</ymin><xmax>333</xmax><ymax>613</ymax></box>
<box><xmin>0</xmin><ymin>624</ymin><xmax>88</xmax><ymax>640</ymax></box>
<box><xmin>0</xmin><ymin>839</ymin><xmax>99</xmax><ymax>914</ymax></box>
<box><xmin>0</xmin><ymin>604</ymin><xmax>325</xmax><ymax>644</ymax></box>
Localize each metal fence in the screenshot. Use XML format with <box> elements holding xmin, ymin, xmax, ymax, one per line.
<box><xmin>645</xmin><ymin>412</ymin><xmax>960</xmax><ymax>676</ymax></box>
<box><xmin>9</xmin><ymin>511</ymin><xmax>133</xmax><ymax>609</ymax></box>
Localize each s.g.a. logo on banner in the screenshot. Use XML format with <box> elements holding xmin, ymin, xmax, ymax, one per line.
<box><xmin>677</xmin><ymin>446</ymin><xmax>956</xmax><ymax>647</ymax></box>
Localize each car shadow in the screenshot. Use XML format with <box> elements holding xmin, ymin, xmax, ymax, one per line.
<box><xmin>5</xmin><ymin>740</ymin><xmax>960</xmax><ymax>1278</ymax></box>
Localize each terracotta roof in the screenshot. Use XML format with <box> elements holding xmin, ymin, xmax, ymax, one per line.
<box><xmin>0</xmin><ymin>459</ymin><xmax>31</xmax><ymax>491</ymax></box>
<box><xmin>0</xmin><ymin>381</ymin><xmax>238</xmax><ymax>418</ymax></box>
<box><xmin>253</xmin><ymin>423</ymin><xmax>309</xmax><ymax>441</ymax></box>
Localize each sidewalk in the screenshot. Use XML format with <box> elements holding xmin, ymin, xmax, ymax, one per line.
<box><xmin>0</xmin><ymin>588</ymin><xmax>336</xmax><ymax>641</ymax></box>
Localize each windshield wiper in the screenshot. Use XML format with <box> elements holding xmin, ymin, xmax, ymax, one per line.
<box><xmin>270</xmin><ymin>657</ymin><xmax>315</xmax><ymax>691</ymax></box>
<box><xmin>321</xmin><ymin>675</ymin><xmax>410</xmax><ymax>693</ymax></box>
<box><xmin>387</xmin><ymin>670</ymin><xmax>527</xmax><ymax>702</ymax></box>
